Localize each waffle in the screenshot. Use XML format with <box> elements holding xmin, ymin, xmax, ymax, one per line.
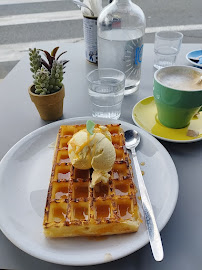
<box><xmin>43</xmin><ymin>124</ymin><xmax>141</xmax><ymax>237</ymax></box>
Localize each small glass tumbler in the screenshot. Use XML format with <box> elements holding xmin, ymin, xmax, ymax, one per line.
<box><xmin>87</xmin><ymin>68</ymin><xmax>125</xmax><ymax>119</ymax></box>
<box><xmin>154</xmin><ymin>31</ymin><xmax>183</xmax><ymax>69</ymax></box>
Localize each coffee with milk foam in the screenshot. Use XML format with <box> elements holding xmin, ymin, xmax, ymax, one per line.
<box><xmin>157</xmin><ymin>67</ymin><xmax>202</xmax><ymax>91</ymax></box>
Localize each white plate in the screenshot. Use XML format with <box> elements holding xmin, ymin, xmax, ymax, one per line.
<box><xmin>0</xmin><ymin>117</ymin><xmax>178</xmax><ymax>266</ymax></box>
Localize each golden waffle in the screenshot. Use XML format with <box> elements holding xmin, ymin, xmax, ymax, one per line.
<box><xmin>43</xmin><ymin>124</ymin><xmax>141</xmax><ymax>237</ymax></box>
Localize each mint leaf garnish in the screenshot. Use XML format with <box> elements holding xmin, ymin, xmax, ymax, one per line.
<box><xmin>86</xmin><ymin>120</ymin><xmax>95</xmax><ymax>135</ymax></box>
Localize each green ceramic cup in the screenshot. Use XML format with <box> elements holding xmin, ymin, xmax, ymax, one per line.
<box><xmin>153</xmin><ymin>66</ymin><xmax>202</xmax><ymax>129</ymax></box>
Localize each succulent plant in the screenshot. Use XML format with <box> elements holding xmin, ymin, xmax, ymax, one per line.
<box><xmin>39</xmin><ymin>47</ymin><xmax>69</xmax><ymax>72</ymax></box>
<box><xmin>29</xmin><ymin>47</ymin><xmax>69</xmax><ymax>95</ymax></box>
<box><xmin>34</xmin><ymin>67</ymin><xmax>50</xmax><ymax>95</ymax></box>
<box><xmin>29</xmin><ymin>48</ymin><xmax>41</xmax><ymax>78</ymax></box>
<box><xmin>49</xmin><ymin>60</ymin><xmax>64</xmax><ymax>92</ymax></box>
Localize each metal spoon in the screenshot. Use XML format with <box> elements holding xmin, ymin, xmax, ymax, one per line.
<box><xmin>124</xmin><ymin>129</ymin><xmax>164</xmax><ymax>262</ymax></box>
<box><xmin>189</xmin><ymin>56</ymin><xmax>202</xmax><ymax>64</ymax></box>
<box><xmin>72</xmin><ymin>0</ymin><xmax>94</xmax><ymax>16</ymax></box>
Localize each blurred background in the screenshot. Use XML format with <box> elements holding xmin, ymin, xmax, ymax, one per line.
<box><xmin>1</xmin><ymin>0</ymin><xmax>202</xmax><ymax>80</ymax></box>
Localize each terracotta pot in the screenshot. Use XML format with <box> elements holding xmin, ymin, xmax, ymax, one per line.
<box><xmin>28</xmin><ymin>85</ymin><xmax>65</xmax><ymax>121</ymax></box>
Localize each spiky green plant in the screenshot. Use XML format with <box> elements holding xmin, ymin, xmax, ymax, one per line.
<box><xmin>34</xmin><ymin>68</ymin><xmax>50</xmax><ymax>95</ymax></box>
<box><xmin>29</xmin><ymin>48</ymin><xmax>41</xmax><ymax>78</ymax></box>
<box><xmin>29</xmin><ymin>47</ymin><xmax>69</xmax><ymax>95</ymax></box>
<box><xmin>49</xmin><ymin>61</ymin><xmax>64</xmax><ymax>92</ymax></box>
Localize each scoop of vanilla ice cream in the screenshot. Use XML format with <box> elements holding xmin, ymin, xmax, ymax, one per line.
<box><xmin>68</xmin><ymin>129</ymin><xmax>92</xmax><ymax>170</ymax></box>
<box><xmin>91</xmin><ymin>170</ymin><xmax>110</xmax><ymax>188</ymax></box>
<box><xmin>94</xmin><ymin>126</ymin><xmax>112</xmax><ymax>141</ymax></box>
<box><xmin>68</xmin><ymin>126</ymin><xmax>116</xmax><ymax>187</ymax></box>
<box><xmin>91</xmin><ymin>133</ymin><xmax>115</xmax><ymax>171</ymax></box>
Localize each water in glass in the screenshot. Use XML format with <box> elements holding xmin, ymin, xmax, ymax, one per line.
<box><xmin>154</xmin><ymin>47</ymin><xmax>178</xmax><ymax>69</ymax></box>
<box><xmin>97</xmin><ymin>0</ymin><xmax>146</xmax><ymax>95</ymax></box>
<box><xmin>88</xmin><ymin>77</ymin><xmax>124</xmax><ymax>119</ymax></box>
<box><xmin>98</xmin><ymin>29</ymin><xmax>143</xmax><ymax>94</ymax></box>
<box><xmin>154</xmin><ymin>31</ymin><xmax>183</xmax><ymax>69</ymax></box>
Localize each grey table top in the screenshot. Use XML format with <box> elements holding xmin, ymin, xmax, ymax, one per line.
<box><xmin>0</xmin><ymin>42</ymin><xmax>201</xmax><ymax>270</ymax></box>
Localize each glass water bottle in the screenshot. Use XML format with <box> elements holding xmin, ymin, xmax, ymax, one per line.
<box><xmin>98</xmin><ymin>0</ymin><xmax>146</xmax><ymax>95</ymax></box>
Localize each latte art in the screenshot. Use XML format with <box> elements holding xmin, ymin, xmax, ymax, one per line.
<box><xmin>157</xmin><ymin>68</ymin><xmax>202</xmax><ymax>91</ymax></box>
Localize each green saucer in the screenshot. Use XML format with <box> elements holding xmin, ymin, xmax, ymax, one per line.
<box><xmin>132</xmin><ymin>96</ymin><xmax>202</xmax><ymax>143</ymax></box>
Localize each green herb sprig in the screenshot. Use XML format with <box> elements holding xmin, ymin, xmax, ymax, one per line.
<box><xmin>86</xmin><ymin>120</ymin><xmax>95</xmax><ymax>135</ymax></box>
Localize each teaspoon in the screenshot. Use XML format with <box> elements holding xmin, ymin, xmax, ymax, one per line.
<box><xmin>124</xmin><ymin>129</ymin><xmax>164</xmax><ymax>262</ymax></box>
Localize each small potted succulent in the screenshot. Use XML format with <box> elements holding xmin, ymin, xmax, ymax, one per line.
<box><xmin>28</xmin><ymin>47</ymin><xmax>69</xmax><ymax>121</ymax></box>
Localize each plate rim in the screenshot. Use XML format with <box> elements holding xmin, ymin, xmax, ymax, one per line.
<box><xmin>0</xmin><ymin>116</ymin><xmax>179</xmax><ymax>265</ymax></box>
<box><xmin>132</xmin><ymin>96</ymin><xmax>202</xmax><ymax>143</ymax></box>
<box><xmin>186</xmin><ymin>49</ymin><xmax>202</xmax><ymax>68</ymax></box>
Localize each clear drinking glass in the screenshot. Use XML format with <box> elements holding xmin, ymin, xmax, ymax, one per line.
<box><xmin>87</xmin><ymin>68</ymin><xmax>125</xmax><ymax>119</ymax></box>
<box><xmin>154</xmin><ymin>31</ymin><xmax>183</xmax><ymax>69</ymax></box>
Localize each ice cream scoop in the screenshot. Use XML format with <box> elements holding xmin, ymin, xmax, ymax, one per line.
<box><xmin>68</xmin><ymin>126</ymin><xmax>116</xmax><ymax>187</ymax></box>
